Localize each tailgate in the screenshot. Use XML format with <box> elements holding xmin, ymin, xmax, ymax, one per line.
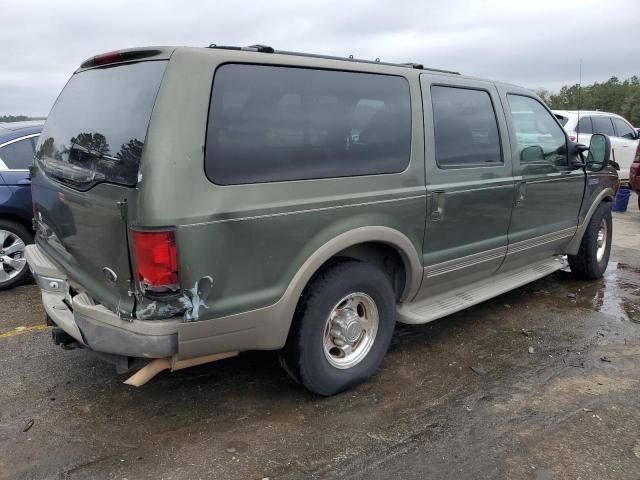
<box><xmin>32</xmin><ymin>57</ymin><xmax>168</xmax><ymax>316</ymax></box>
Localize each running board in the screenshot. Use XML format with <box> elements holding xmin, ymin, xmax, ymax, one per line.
<box><xmin>397</xmin><ymin>256</ymin><xmax>568</xmax><ymax>324</ymax></box>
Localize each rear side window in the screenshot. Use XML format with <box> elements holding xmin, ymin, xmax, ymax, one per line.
<box><xmin>612</xmin><ymin>117</ymin><xmax>636</xmax><ymax>139</ymax></box>
<box><xmin>205</xmin><ymin>64</ymin><xmax>411</xmax><ymax>185</ymax></box>
<box><xmin>555</xmin><ymin>114</ymin><xmax>569</xmax><ymax>126</ymax></box>
<box><xmin>36</xmin><ymin>61</ymin><xmax>167</xmax><ymax>190</ymax></box>
<box><xmin>0</xmin><ymin>137</ymin><xmax>35</xmax><ymax>169</ymax></box>
<box><xmin>431</xmin><ymin>86</ymin><xmax>502</xmax><ymax>168</ymax></box>
<box><xmin>591</xmin><ymin>116</ymin><xmax>615</xmax><ymax>136</ymax></box>
<box><xmin>577</xmin><ymin>117</ymin><xmax>593</xmax><ymax>134</ymax></box>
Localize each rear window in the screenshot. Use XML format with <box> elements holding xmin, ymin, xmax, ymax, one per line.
<box><xmin>205</xmin><ymin>64</ymin><xmax>411</xmax><ymax>185</ymax></box>
<box><xmin>591</xmin><ymin>116</ymin><xmax>615</xmax><ymax>136</ymax></box>
<box><xmin>577</xmin><ymin>117</ymin><xmax>593</xmax><ymax>134</ymax></box>
<box><xmin>36</xmin><ymin>61</ymin><xmax>166</xmax><ymax>190</ymax></box>
<box><xmin>431</xmin><ymin>85</ymin><xmax>502</xmax><ymax>168</ymax></box>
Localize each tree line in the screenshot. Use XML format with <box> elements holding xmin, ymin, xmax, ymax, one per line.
<box><xmin>0</xmin><ymin>115</ymin><xmax>45</xmax><ymax>123</ymax></box>
<box><xmin>536</xmin><ymin>76</ymin><xmax>640</xmax><ymax>126</ymax></box>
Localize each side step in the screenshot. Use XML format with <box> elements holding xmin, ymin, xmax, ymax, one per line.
<box><xmin>397</xmin><ymin>256</ymin><xmax>567</xmax><ymax>324</ymax></box>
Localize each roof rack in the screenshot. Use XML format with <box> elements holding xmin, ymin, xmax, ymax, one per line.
<box><xmin>207</xmin><ymin>44</ymin><xmax>460</xmax><ymax>75</ymax></box>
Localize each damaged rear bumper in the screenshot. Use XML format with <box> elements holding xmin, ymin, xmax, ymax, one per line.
<box><xmin>25</xmin><ymin>243</ymin><xmax>180</xmax><ymax>359</ymax></box>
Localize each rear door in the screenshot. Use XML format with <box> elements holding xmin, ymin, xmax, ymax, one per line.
<box><xmin>417</xmin><ymin>75</ymin><xmax>515</xmax><ymax>298</ymax></box>
<box><xmin>497</xmin><ymin>90</ymin><xmax>585</xmax><ymax>272</ymax></box>
<box><xmin>32</xmin><ymin>58</ymin><xmax>168</xmax><ymax>316</ymax></box>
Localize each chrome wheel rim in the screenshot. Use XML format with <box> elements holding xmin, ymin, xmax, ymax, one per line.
<box><xmin>596</xmin><ymin>219</ymin><xmax>608</xmax><ymax>263</ymax></box>
<box><xmin>0</xmin><ymin>229</ymin><xmax>27</xmax><ymax>284</ymax></box>
<box><xmin>323</xmin><ymin>292</ymin><xmax>379</xmax><ymax>369</ymax></box>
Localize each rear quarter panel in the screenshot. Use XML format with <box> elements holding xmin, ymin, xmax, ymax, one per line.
<box><xmin>138</xmin><ymin>48</ymin><xmax>427</xmax><ymax>321</ymax></box>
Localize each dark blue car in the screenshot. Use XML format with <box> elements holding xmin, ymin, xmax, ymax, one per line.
<box><xmin>0</xmin><ymin>120</ymin><xmax>43</xmax><ymax>289</ymax></box>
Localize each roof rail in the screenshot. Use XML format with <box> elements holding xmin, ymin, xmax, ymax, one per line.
<box><xmin>206</xmin><ymin>44</ymin><xmax>460</xmax><ymax>75</ymax></box>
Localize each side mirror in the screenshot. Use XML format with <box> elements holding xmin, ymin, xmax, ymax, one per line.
<box><xmin>585</xmin><ymin>134</ymin><xmax>611</xmax><ymax>172</ymax></box>
<box><xmin>520</xmin><ymin>145</ymin><xmax>545</xmax><ymax>162</ymax></box>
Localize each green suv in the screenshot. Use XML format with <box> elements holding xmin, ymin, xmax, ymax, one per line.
<box><xmin>26</xmin><ymin>45</ymin><xmax>619</xmax><ymax>395</ymax></box>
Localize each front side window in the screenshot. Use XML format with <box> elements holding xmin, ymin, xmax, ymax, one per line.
<box><xmin>612</xmin><ymin>117</ymin><xmax>636</xmax><ymax>139</ymax></box>
<box><xmin>205</xmin><ymin>64</ymin><xmax>411</xmax><ymax>185</ymax></box>
<box><xmin>507</xmin><ymin>95</ymin><xmax>567</xmax><ymax>168</ymax></box>
<box><xmin>591</xmin><ymin>116</ymin><xmax>615</xmax><ymax>136</ymax></box>
<box><xmin>431</xmin><ymin>86</ymin><xmax>502</xmax><ymax>168</ymax></box>
<box><xmin>0</xmin><ymin>137</ymin><xmax>35</xmax><ymax>169</ymax></box>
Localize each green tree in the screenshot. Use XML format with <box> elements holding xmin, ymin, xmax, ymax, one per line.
<box><xmin>545</xmin><ymin>75</ymin><xmax>640</xmax><ymax>126</ymax></box>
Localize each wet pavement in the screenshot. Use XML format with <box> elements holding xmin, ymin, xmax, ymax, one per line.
<box><xmin>1</xmin><ymin>197</ymin><xmax>639</xmax><ymax>480</ymax></box>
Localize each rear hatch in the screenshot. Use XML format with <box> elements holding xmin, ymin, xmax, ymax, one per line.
<box><xmin>32</xmin><ymin>52</ymin><xmax>169</xmax><ymax>316</ymax></box>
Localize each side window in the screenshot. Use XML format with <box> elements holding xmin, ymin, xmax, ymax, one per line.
<box><xmin>0</xmin><ymin>137</ymin><xmax>35</xmax><ymax>170</ymax></box>
<box><xmin>506</xmin><ymin>95</ymin><xmax>567</xmax><ymax>168</ymax></box>
<box><xmin>205</xmin><ymin>64</ymin><xmax>411</xmax><ymax>185</ymax></box>
<box><xmin>577</xmin><ymin>117</ymin><xmax>593</xmax><ymax>134</ymax></box>
<box><xmin>612</xmin><ymin>117</ymin><xmax>637</xmax><ymax>139</ymax></box>
<box><xmin>431</xmin><ymin>86</ymin><xmax>502</xmax><ymax>168</ymax></box>
<box><xmin>591</xmin><ymin>116</ymin><xmax>615</xmax><ymax>136</ymax></box>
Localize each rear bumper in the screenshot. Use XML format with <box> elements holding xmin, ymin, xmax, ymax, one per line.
<box><xmin>25</xmin><ymin>243</ymin><xmax>179</xmax><ymax>358</ymax></box>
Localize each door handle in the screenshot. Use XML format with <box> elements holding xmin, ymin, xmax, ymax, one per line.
<box><xmin>430</xmin><ymin>191</ymin><xmax>445</xmax><ymax>221</ymax></box>
<box><xmin>515</xmin><ymin>182</ymin><xmax>526</xmax><ymax>207</ymax></box>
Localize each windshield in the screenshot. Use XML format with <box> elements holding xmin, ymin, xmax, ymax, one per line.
<box><xmin>36</xmin><ymin>61</ymin><xmax>166</xmax><ymax>190</ymax></box>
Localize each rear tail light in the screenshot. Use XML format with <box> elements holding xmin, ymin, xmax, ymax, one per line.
<box><xmin>131</xmin><ymin>229</ymin><xmax>179</xmax><ymax>293</ymax></box>
<box><xmin>634</xmin><ymin>143</ymin><xmax>640</xmax><ymax>163</ymax></box>
<box><xmin>568</xmin><ymin>132</ymin><xmax>577</xmax><ymax>142</ymax></box>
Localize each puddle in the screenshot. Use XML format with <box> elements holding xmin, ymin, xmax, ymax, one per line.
<box><xmin>588</xmin><ymin>262</ymin><xmax>640</xmax><ymax>322</ymax></box>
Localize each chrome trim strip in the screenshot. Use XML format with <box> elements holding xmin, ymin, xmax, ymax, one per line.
<box><xmin>425</xmin><ymin>227</ymin><xmax>577</xmax><ymax>277</ymax></box>
<box><xmin>525</xmin><ymin>176</ymin><xmax>584</xmax><ymax>185</ymax></box>
<box><xmin>181</xmin><ymin>194</ymin><xmax>427</xmax><ymax>227</ymax></box>
<box><xmin>0</xmin><ymin>133</ymin><xmax>40</xmax><ymax>148</ymax></box>
<box><xmin>425</xmin><ymin>245</ymin><xmax>506</xmax><ymax>278</ymax></box>
<box><xmin>436</xmin><ymin>184</ymin><xmax>515</xmax><ymax>195</ymax></box>
<box><xmin>506</xmin><ymin>227</ymin><xmax>576</xmax><ymax>255</ymax></box>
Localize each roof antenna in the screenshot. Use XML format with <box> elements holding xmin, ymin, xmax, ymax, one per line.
<box><xmin>576</xmin><ymin>59</ymin><xmax>582</xmax><ymax>141</ymax></box>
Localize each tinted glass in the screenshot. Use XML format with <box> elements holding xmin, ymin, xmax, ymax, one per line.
<box><xmin>612</xmin><ymin>117</ymin><xmax>636</xmax><ymax>138</ymax></box>
<box><xmin>0</xmin><ymin>137</ymin><xmax>35</xmax><ymax>169</ymax></box>
<box><xmin>591</xmin><ymin>116</ymin><xmax>615</xmax><ymax>136</ymax></box>
<box><xmin>577</xmin><ymin>117</ymin><xmax>593</xmax><ymax>134</ymax></box>
<box><xmin>507</xmin><ymin>95</ymin><xmax>567</xmax><ymax>168</ymax></box>
<box><xmin>205</xmin><ymin>64</ymin><xmax>411</xmax><ymax>185</ymax></box>
<box><xmin>555</xmin><ymin>115</ymin><xmax>569</xmax><ymax>126</ymax></box>
<box><xmin>431</xmin><ymin>86</ymin><xmax>502</xmax><ymax>167</ymax></box>
<box><xmin>36</xmin><ymin>61</ymin><xmax>167</xmax><ymax>190</ymax></box>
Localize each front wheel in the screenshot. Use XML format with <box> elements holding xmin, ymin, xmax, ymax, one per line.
<box><xmin>568</xmin><ymin>202</ymin><xmax>612</xmax><ymax>279</ymax></box>
<box><xmin>279</xmin><ymin>260</ymin><xmax>396</xmax><ymax>396</ymax></box>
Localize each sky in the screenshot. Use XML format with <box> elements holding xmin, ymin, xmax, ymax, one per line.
<box><xmin>1</xmin><ymin>0</ymin><xmax>638</xmax><ymax>116</ymax></box>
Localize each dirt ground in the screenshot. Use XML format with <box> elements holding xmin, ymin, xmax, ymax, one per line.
<box><xmin>1</xmin><ymin>197</ymin><xmax>639</xmax><ymax>480</ymax></box>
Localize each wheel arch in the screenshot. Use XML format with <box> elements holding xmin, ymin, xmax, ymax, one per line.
<box><xmin>565</xmin><ymin>187</ymin><xmax>615</xmax><ymax>255</ymax></box>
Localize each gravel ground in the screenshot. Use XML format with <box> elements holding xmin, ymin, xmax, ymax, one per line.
<box><xmin>1</xmin><ymin>196</ymin><xmax>639</xmax><ymax>480</ymax></box>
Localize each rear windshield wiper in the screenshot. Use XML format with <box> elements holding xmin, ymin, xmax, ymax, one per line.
<box><xmin>70</xmin><ymin>143</ymin><xmax>121</xmax><ymax>163</ymax></box>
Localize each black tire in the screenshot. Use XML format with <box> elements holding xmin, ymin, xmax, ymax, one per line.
<box><xmin>279</xmin><ymin>260</ymin><xmax>396</xmax><ymax>396</ymax></box>
<box><xmin>568</xmin><ymin>202</ymin><xmax>612</xmax><ymax>279</ymax></box>
<box><xmin>0</xmin><ymin>219</ymin><xmax>33</xmax><ymax>290</ymax></box>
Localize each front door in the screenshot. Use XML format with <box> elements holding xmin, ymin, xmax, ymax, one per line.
<box><xmin>417</xmin><ymin>74</ymin><xmax>515</xmax><ymax>299</ymax></box>
<box><xmin>497</xmin><ymin>90</ymin><xmax>585</xmax><ymax>272</ymax></box>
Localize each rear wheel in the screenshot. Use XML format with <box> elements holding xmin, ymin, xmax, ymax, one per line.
<box><xmin>280</xmin><ymin>260</ymin><xmax>396</xmax><ymax>396</ymax></box>
<box><xmin>568</xmin><ymin>202</ymin><xmax>612</xmax><ymax>279</ymax></box>
<box><xmin>0</xmin><ymin>219</ymin><xmax>33</xmax><ymax>290</ymax></box>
